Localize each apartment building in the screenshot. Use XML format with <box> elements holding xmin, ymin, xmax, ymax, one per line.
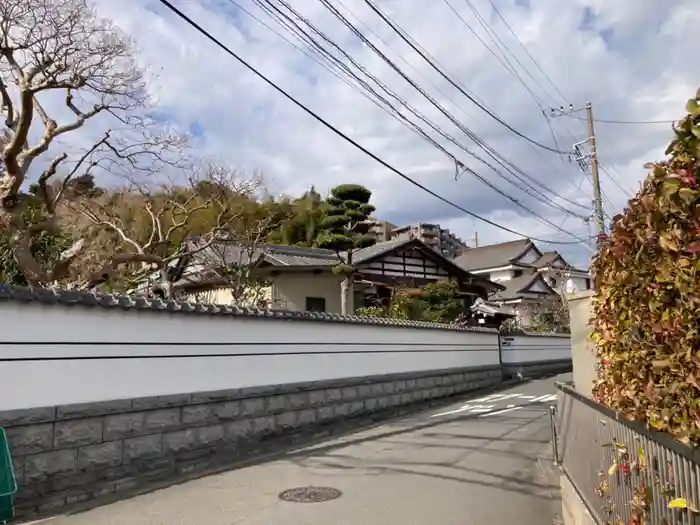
<box><xmin>391</xmin><ymin>222</ymin><xmax>467</xmax><ymax>258</ymax></box>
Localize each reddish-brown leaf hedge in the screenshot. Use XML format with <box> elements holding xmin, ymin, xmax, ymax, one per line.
<box><xmin>591</xmin><ymin>88</ymin><xmax>700</xmax><ymax>445</ymax></box>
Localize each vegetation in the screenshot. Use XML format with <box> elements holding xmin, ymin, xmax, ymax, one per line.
<box><xmin>591</xmin><ymin>88</ymin><xmax>700</xmax><ymax>445</ymax></box>
<box><xmin>503</xmin><ymin>294</ymin><xmax>570</xmax><ymax>334</ymax></box>
<box><xmin>356</xmin><ymin>280</ymin><xmax>469</xmax><ymax>323</ymax></box>
<box><xmin>0</xmin><ymin>0</ymin><xmax>186</xmax><ymax>288</ymax></box>
<box><xmin>316</xmin><ymin>184</ymin><xmax>376</xmax><ymax>315</ymax></box>
<box><xmin>0</xmin><ymin>193</ymin><xmax>72</xmax><ymax>286</ymax></box>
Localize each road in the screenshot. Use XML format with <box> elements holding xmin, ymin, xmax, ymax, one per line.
<box><xmin>31</xmin><ymin>373</ymin><xmax>568</xmax><ymax>525</ymax></box>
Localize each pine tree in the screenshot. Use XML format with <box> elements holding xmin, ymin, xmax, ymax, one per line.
<box><xmin>317</xmin><ymin>184</ymin><xmax>376</xmax><ymax>314</ymax></box>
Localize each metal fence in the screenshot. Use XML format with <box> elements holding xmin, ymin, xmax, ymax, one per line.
<box><xmin>556</xmin><ymin>383</ymin><xmax>700</xmax><ymax>525</ymax></box>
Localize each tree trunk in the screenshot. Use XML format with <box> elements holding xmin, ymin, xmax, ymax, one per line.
<box><xmin>340</xmin><ymin>276</ymin><xmax>350</xmax><ymax>316</ymax></box>
<box><xmin>159</xmin><ymin>267</ymin><xmax>173</xmax><ymax>300</ymax></box>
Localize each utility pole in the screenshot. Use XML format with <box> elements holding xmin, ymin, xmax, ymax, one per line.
<box><xmin>549</xmin><ymin>102</ymin><xmax>606</xmax><ymax>245</ymax></box>
<box><xmin>585</xmin><ymin>102</ymin><xmax>606</xmax><ymax>244</ymax></box>
<box><xmin>473</xmin><ymin>231</ymin><xmax>479</xmax><ymax>248</ymax></box>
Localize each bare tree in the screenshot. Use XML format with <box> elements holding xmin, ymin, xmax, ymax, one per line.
<box><xmin>184</xmin><ymin>212</ymin><xmax>285</xmax><ymax>308</ymax></box>
<box><xmin>504</xmin><ymin>270</ymin><xmax>572</xmax><ymax>333</ymax></box>
<box><xmin>63</xmin><ymin>163</ymin><xmax>270</xmax><ymax>297</ymax></box>
<box><xmin>164</xmin><ymin>165</ymin><xmax>289</xmax><ymax>306</ymax></box>
<box><xmin>0</xmin><ymin>0</ymin><xmax>186</xmax><ymax>287</ymax></box>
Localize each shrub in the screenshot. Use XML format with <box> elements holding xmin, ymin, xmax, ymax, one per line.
<box><xmin>591</xmin><ymin>88</ymin><xmax>700</xmax><ymax>444</ymax></box>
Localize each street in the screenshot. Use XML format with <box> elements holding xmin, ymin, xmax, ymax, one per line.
<box><xmin>30</xmin><ymin>373</ymin><xmax>567</xmax><ymax>525</ymax></box>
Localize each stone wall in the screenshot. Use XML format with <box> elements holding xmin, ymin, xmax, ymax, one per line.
<box><xmin>1</xmin><ymin>365</ymin><xmax>501</xmax><ymax>518</ymax></box>
<box><xmin>503</xmin><ymin>358</ymin><xmax>573</xmax><ymax>379</ymax></box>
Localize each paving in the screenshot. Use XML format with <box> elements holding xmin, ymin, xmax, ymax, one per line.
<box><xmin>29</xmin><ymin>374</ymin><xmax>568</xmax><ymax>525</ymax></box>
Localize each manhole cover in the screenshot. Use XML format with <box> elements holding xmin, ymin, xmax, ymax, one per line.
<box><xmin>279</xmin><ymin>486</ymin><xmax>343</xmax><ymax>503</ymax></box>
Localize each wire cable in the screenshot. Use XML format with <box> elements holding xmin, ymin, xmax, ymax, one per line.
<box><xmin>156</xmin><ymin>0</ymin><xmax>593</xmax><ymax>248</ymax></box>
<box><xmin>441</xmin><ymin>0</ymin><xmax>546</xmax><ymax>108</ymax></box>
<box><xmin>362</xmin><ymin>0</ymin><xmax>572</xmax><ymax>156</ymax></box>
<box><xmin>252</xmin><ymin>0</ymin><xmax>588</xmax><ymax>220</ymax></box>
<box><xmin>484</xmin><ymin>0</ymin><xmax>569</xmax><ymax>104</ymax></box>
<box><xmin>600</xmin><ymin>164</ymin><xmax>633</xmax><ymax>198</ymax></box>
<box><xmin>248</xmin><ymin>0</ymin><xmax>592</xmax><ymax>239</ymax></box>
<box><xmin>311</xmin><ymin>0</ymin><xmax>589</xmax><ymax>215</ymax></box>
<box><xmin>563</xmin><ymin>115</ymin><xmax>677</xmax><ymax>125</ymax></box>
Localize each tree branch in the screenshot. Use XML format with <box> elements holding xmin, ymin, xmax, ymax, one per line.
<box><xmin>0</xmin><ymin>77</ymin><xmax>15</xmax><ymax>129</ymax></box>
<box><xmin>83</xmin><ymin>252</ymin><xmax>164</xmax><ymax>290</ymax></box>
<box><xmin>37</xmin><ymin>152</ymin><xmax>68</xmax><ymax>213</ymax></box>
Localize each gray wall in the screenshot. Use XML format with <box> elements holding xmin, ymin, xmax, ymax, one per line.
<box><xmin>2</xmin><ymin>366</ymin><xmax>501</xmax><ymax>518</ymax></box>
<box><xmin>567</xmin><ymin>291</ymin><xmax>597</xmax><ymax>395</ymax></box>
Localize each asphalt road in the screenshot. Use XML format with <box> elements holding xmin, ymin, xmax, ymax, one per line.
<box><xmin>32</xmin><ymin>373</ymin><xmax>568</xmax><ymax>525</ymax></box>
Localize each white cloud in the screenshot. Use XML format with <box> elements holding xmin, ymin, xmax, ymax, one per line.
<box><xmin>78</xmin><ymin>0</ymin><xmax>700</xmax><ymax>266</ymax></box>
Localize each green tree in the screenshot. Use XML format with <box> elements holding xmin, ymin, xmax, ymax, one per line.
<box><xmin>0</xmin><ymin>193</ymin><xmax>72</xmax><ymax>286</ymax></box>
<box><xmin>269</xmin><ymin>187</ymin><xmax>326</xmax><ymax>247</ymax></box>
<box><xmin>316</xmin><ymin>184</ymin><xmax>376</xmax><ymax>315</ymax></box>
<box><xmin>591</xmin><ymin>88</ymin><xmax>700</xmax><ymax>445</ymax></box>
<box><xmin>411</xmin><ymin>280</ymin><xmax>465</xmax><ymax>323</ymax></box>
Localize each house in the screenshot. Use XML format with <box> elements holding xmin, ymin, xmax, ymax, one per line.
<box><xmin>169</xmin><ymin>237</ymin><xmax>503</xmax><ymax>315</ymax></box>
<box><xmin>452</xmin><ymin>239</ymin><xmax>593</xmax><ymax>325</ymax></box>
<box><xmin>531</xmin><ymin>250</ymin><xmax>593</xmax><ymax>294</ymax></box>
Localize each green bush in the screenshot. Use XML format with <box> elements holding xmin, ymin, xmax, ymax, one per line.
<box><xmin>591</xmin><ymin>89</ymin><xmax>700</xmax><ymax>444</ymax></box>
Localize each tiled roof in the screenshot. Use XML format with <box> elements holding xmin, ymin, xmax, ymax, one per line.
<box><xmin>452</xmin><ymin>239</ymin><xmax>533</xmax><ymax>271</ymax></box>
<box><xmin>262</xmin><ymin>244</ymin><xmax>339</xmax><ymax>266</ymax></box>
<box><xmin>533</xmin><ymin>251</ymin><xmax>560</xmax><ymax>268</ymax></box>
<box><xmin>489</xmin><ymin>273</ymin><xmax>557</xmax><ymax>301</ymax></box>
<box><xmin>190</xmin><ymin>238</ymin><xmax>428</xmax><ymax>269</ymax></box>
<box><xmin>351</xmin><ymin>237</ymin><xmax>412</xmax><ymax>263</ymax></box>
<box><xmin>179</xmin><ymin>237</ymin><xmax>503</xmax><ymax>292</ymax></box>
<box><xmin>0</xmin><ymin>285</ymin><xmax>497</xmax><ymax>333</ymax></box>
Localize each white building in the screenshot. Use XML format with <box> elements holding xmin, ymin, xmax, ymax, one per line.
<box><xmin>452</xmin><ymin>239</ymin><xmax>593</xmax><ymax>326</ymax></box>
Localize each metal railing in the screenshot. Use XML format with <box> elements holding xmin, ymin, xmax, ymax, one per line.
<box><xmin>556</xmin><ymin>383</ymin><xmax>700</xmax><ymax>525</ymax></box>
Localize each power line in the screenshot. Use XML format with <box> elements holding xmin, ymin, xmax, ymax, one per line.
<box><xmin>563</xmin><ymin>115</ymin><xmax>677</xmax><ymax>125</ymax></box>
<box><xmin>257</xmin><ymin>0</ymin><xmax>589</xmax><ymax>219</ymax></box>
<box><xmin>311</xmin><ymin>0</ymin><xmax>588</xmax><ymax>217</ymax></box>
<box><xmin>338</xmin><ymin>0</ymin><xmax>585</xmax><ymax>201</ymax></box>
<box><xmin>440</xmin><ymin>0</ymin><xmax>546</xmax><ymax>108</ymax></box>
<box><xmin>484</xmin><ymin>0</ymin><xmax>569</xmax><ymax>104</ymax></box>
<box><xmin>361</xmin><ymin>0</ymin><xmax>573</xmax><ymax>156</ymax></box>
<box><xmin>599</xmin><ymin>164</ymin><xmax>633</xmax><ymax>198</ymax></box>
<box><xmin>250</xmin><ymin>0</ymin><xmax>591</xmax><ymax>238</ymax></box>
<box><xmin>156</xmin><ymin>0</ymin><xmax>592</xmax><ymax>248</ymax></box>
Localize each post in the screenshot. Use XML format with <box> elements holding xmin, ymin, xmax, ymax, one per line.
<box><xmin>586</xmin><ymin>102</ymin><xmax>606</xmax><ymax>244</ymax></box>
<box><xmin>549</xmin><ymin>405</ymin><xmax>559</xmax><ymax>465</ymax></box>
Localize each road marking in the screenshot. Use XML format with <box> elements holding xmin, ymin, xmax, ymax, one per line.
<box><xmin>481</xmin><ymin>404</ymin><xmax>522</xmax><ymax>417</ymax></box>
<box><xmin>473</xmin><ymin>394</ymin><xmax>503</xmax><ymax>402</ymax></box>
<box><xmin>431</xmin><ymin>392</ymin><xmax>558</xmax><ymax>418</ymax></box>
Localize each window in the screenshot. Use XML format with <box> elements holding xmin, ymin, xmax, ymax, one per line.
<box><xmin>305</xmin><ymin>297</ymin><xmax>326</xmax><ymax>313</ymax></box>
<box><xmin>513</xmin><ymin>270</ymin><xmax>523</xmax><ymax>277</ymax></box>
<box><xmin>549</xmin><ymin>277</ymin><xmax>557</xmax><ymax>288</ymax></box>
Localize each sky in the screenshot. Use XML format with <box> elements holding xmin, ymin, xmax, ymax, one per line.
<box><xmin>84</xmin><ymin>0</ymin><xmax>698</xmax><ymax>267</ymax></box>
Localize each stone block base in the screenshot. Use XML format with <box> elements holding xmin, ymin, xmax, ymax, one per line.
<box><xmin>1</xmin><ymin>365</ymin><xmax>501</xmax><ymax>518</ymax></box>
<box><xmin>503</xmin><ymin>359</ymin><xmax>572</xmax><ymax>380</ymax></box>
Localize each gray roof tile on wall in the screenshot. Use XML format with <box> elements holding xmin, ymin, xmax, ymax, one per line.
<box><xmin>0</xmin><ymin>285</ymin><xmax>497</xmax><ymax>333</ymax></box>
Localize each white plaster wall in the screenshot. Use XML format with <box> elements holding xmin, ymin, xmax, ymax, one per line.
<box><xmin>488</xmin><ymin>269</ymin><xmax>514</xmax><ymax>282</ymax></box>
<box><xmin>565</xmin><ymin>275</ymin><xmax>592</xmax><ymax>294</ymax></box>
<box><xmin>0</xmin><ymin>302</ymin><xmax>499</xmax><ymax>410</ymax></box>
<box><xmin>271</xmin><ymin>272</ymin><xmax>350</xmax><ymax>313</ymax></box>
<box><xmin>500</xmin><ymin>333</ymin><xmax>572</xmax><ymax>364</ymax></box>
